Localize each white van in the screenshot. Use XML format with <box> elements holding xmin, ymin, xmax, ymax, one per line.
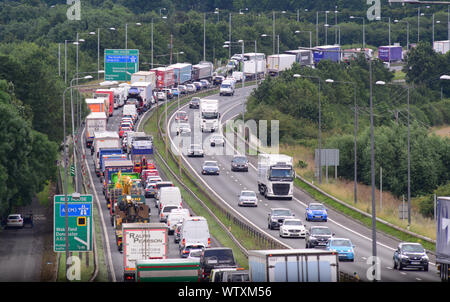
<box><xmin>158</xmin><ymin>186</ymin><xmax>183</xmax><ymax>212</ymax></box>
<box><xmin>167</xmin><ymin>209</ymin><xmax>190</xmax><ymax>235</ymax></box>
<box><xmin>219</xmin><ymin>79</ymin><xmax>235</xmax><ymax>96</ymax></box>
<box><xmin>179</xmin><ymin>216</ymin><xmax>211</xmax><ymax>250</ymax></box>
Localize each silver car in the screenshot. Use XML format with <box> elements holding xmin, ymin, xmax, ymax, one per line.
<box><xmin>188</xmin><ymin>144</ymin><xmax>204</xmax><ymax>157</ymax></box>
<box><xmin>186</xmin><ymin>84</ymin><xmax>197</xmax><ymax>93</ymax></box>
<box><xmin>176</xmin><ymin>123</ymin><xmax>191</xmax><ymax>136</ymax></box>
<box><xmin>238</xmin><ymin>190</ymin><xmax>258</xmax><ymax>207</ymax></box>
<box><xmin>209</xmin><ymin>135</ymin><xmax>225</xmax><ymax>147</ymax></box>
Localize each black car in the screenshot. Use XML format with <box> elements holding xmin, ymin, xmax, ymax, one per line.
<box><xmin>305</xmin><ymin>226</ymin><xmax>334</xmax><ymax>248</ymax></box>
<box><xmin>393</xmin><ymin>242</ymin><xmax>429</xmax><ymax>271</ymax></box>
<box><xmin>231</xmin><ymin>155</ymin><xmax>249</xmax><ymax>172</ymax></box>
<box><xmin>267</xmin><ymin>208</ymin><xmax>295</xmax><ymax>230</ymax></box>
<box><xmin>189</xmin><ymin>97</ymin><xmax>200</xmax><ymax>109</ymax></box>
<box><xmin>200</xmin><ymin>248</ymin><xmax>237</xmax><ymax>282</ymax></box>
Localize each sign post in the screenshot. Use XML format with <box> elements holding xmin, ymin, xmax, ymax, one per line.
<box><xmin>104</xmin><ymin>49</ymin><xmax>139</xmax><ymax>81</ymax></box>
<box><xmin>54</xmin><ymin>194</ymin><xmax>93</xmax><ymax>252</ymax></box>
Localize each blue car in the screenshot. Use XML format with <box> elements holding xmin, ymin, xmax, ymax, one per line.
<box><xmin>305</xmin><ymin>203</ymin><xmax>328</xmax><ymax>222</ymax></box>
<box><xmin>326</xmin><ymin>238</ymin><xmax>355</xmax><ymax>261</ymax></box>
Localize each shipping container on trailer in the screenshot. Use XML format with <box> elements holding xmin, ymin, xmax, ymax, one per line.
<box><xmin>150</xmin><ymin>67</ymin><xmax>175</xmax><ymax>89</ymax></box>
<box><xmin>85</xmin><ymin>112</ymin><xmax>107</xmax><ymax>148</ymax></box>
<box><xmin>169</xmin><ymin>63</ymin><xmax>193</xmax><ymax>85</ymax></box>
<box><xmin>94</xmin><ymin>89</ymin><xmax>115</xmax><ymax>117</ymax></box>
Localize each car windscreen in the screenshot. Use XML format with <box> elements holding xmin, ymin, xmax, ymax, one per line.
<box><xmin>311</xmin><ymin>228</ymin><xmax>331</xmax><ymax>235</ymax></box>
<box><xmin>8</xmin><ymin>215</ymin><xmax>20</xmax><ymax>219</ymax></box>
<box><xmin>331</xmin><ymin>240</ymin><xmax>351</xmax><ymax>247</ymax></box>
<box><xmin>309</xmin><ymin>204</ymin><xmax>325</xmax><ymax>210</ymax></box>
<box><xmin>233</xmin><ymin>157</ymin><xmax>247</xmax><ymax>163</ymax></box>
<box><xmin>283</xmin><ymin>220</ymin><xmax>302</xmax><ymax>226</ymax></box>
<box><xmin>204</xmin><ymin>162</ymin><xmax>217</xmax><ymax>167</ymax></box>
<box><xmin>157</xmin><ymin>183</ymin><xmax>173</xmax><ymax>189</ymax></box>
<box><xmin>241</xmin><ymin>192</ymin><xmax>256</xmax><ymax>197</ymax></box>
<box><xmin>402</xmin><ymin>244</ymin><xmax>424</xmax><ymax>253</ymax></box>
<box><xmin>221</xmin><ymin>84</ymin><xmax>230</xmax><ymax>88</ymax></box>
<box><xmin>273</xmin><ymin>210</ymin><xmax>291</xmax><ymax>216</ymax></box>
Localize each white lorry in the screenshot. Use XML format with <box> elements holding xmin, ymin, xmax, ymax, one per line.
<box><xmin>243</xmin><ymin>52</ymin><xmax>266</xmax><ymax>80</ymax></box>
<box><xmin>131</xmin><ymin>71</ymin><xmax>156</xmax><ymax>88</ymax></box>
<box><xmin>267</xmin><ymin>54</ymin><xmax>296</xmax><ymax>76</ymax></box>
<box><xmin>248</xmin><ymin>249</ymin><xmax>339</xmax><ymax>282</ymax></box>
<box><xmin>257</xmin><ymin>154</ymin><xmax>294</xmax><ymax>199</ymax></box>
<box><xmin>199</xmin><ymin>99</ymin><xmax>219</xmax><ymax>132</ymax></box>
<box><xmin>111</xmin><ymin>87</ymin><xmax>127</xmax><ymax>108</ymax></box>
<box><xmin>122</xmin><ymin>222</ymin><xmax>168</xmax><ymax>282</ymax></box>
<box><xmin>130</xmin><ymin>81</ymin><xmax>152</xmax><ymax>108</ymax></box>
<box><xmin>85</xmin><ymin>112</ymin><xmax>107</xmax><ymax>148</ymax></box>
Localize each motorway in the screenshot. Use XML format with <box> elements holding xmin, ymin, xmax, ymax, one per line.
<box><xmin>80</xmin><ymin>96</ymin><xmax>221</xmax><ymax>282</ymax></box>
<box><xmin>167</xmin><ymin>84</ymin><xmax>441</xmax><ymax>282</ymax></box>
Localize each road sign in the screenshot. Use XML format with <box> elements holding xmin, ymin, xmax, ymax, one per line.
<box><xmin>54</xmin><ymin>194</ymin><xmax>93</xmax><ymax>252</ymax></box>
<box><xmin>104</xmin><ymin>49</ymin><xmax>139</xmax><ymax>81</ymax></box>
<box><xmin>70</xmin><ymin>165</ymin><xmax>75</xmax><ymax>176</ymax></box>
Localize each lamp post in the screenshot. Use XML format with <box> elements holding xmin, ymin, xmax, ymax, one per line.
<box><xmin>325</xmin><ymin>79</ymin><xmax>358</xmax><ymax>204</ymax></box>
<box><xmin>295</xmin><ymin>30</ymin><xmax>313</xmax><ymax>49</ymax></box>
<box><xmin>417</xmin><ymin>5</ymin><xmax>430</xmax><ymax>42</ymax></box>
<box><xmin>376</xmin><ymin>80</ymin><xmax>411</xmax><ymax>229</ymax></box>
<box><xmin>293</xmin><ymin>73</ymin><xmax>322</xmax><ymax>184</ymax></box>
<box><xmin>324</xmin><ymin>24</ymin><xmax>341</xmax><ymax>46</ymax></box>
<box><xmin>123</xmin><ymin>23</ymin><xmax>142</xmax><ymax>82</ymax></box>
<box><xmin>350</xmin><ymin>15</ymin><xmax>365</xmax><ymax>49</ymax></box>
<box><xmin>394</xmin><ymin>19</ymin><xmax>410</xmax><ymax>50</ymax></box>
<box><xmin>261</xmin><ymin>34</ymin><xmax>280</xmax><ymax>54</ymax></box>
<box><xmin>375</xmin><ymin>16</ymin><xmax>391</xmax><ymax>65</ymax></box>
<box><xmin>159</xmin><ymin>8</ymin><xmax>167</xmax><ymax>18</ymax></box>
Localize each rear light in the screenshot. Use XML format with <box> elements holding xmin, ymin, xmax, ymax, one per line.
<box><xmin>182</xmin><ymin>239</ymin><xmax>185</xmax><ymax>246</ymax></box>
<box><xmin>208</xmin><ymin>238</ymin><xmax>211</xmax><ymax>247</ymax></box>
<box><xmin>167</xmin><ymin>221</ymin><xmax>170</xmax><ymax>226</ymax></box>
<box><xmin>161</xmin><ymin>213</ymin><xmax>163</xmax><ymax>218</ymax></box>
<box><xmin>19</xmin><ymin>219</ymin><xmax>23</xmax><ymax>222</ymax></box>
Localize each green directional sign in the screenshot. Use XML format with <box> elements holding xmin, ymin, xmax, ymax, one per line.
<box><xmin>54</xmin><ymin>194</ymin><xmax>93</xmax><ymax>252</ymax></box>
<box><xmin>104</xmin><ymin>49</ymin><xmax>139</xmax><ymax>81</ymax></box>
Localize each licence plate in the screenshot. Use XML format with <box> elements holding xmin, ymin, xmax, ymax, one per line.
<box><xmin>318</xmin><ymin>242</ymin><xmax>326</xmax><ymax>245</ymax></box>
<box><xmin>411</xmin><ymin>261</ymin><xmax>420</xmax><ymax>265</ymax></box>
<box><xmin>314</xmin><ymin>216</ymin><xmax>321</xmax><ymax>218</ymax></box>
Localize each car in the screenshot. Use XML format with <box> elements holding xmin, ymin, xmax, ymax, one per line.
<box><xmin>120</xmin><ymin>121</ymin><xmax>133</xmax><ymax>131</ymax></box>
<box><xmin>175</xmin><ymin>111</ymin><xmax>188</xmax><ymax>122</ymax></box>
<box><xmin>186</xmin><ymin>84</ymin><xmax>197</xmax><ymax>93</ymax></box>
<box><xmin>178</xmin><ymin>85</ymin><xmax>187</xmax><ymax>95</ymax></box>
<box><xmin>176</xmin><ymin>123</ymin><xmax>191</xmax><ymax>136</ymax></box>
<box><xmin>202</xmin><ymin>161</ymin><xmax>220</xmax><ymax>175</ymax></box>
<box><xmin>267</xmin><ymin>208</ymin><xmax>295</xmax><ymax>230</ymax></box>
<box><xmin>305</xmin><ymin>226</ymin><xmax>334</xmax><ymax>248</ymax></box>
<box><xmin>209</xmin><ymin>135</ymin><xmax>225</xmax><ymax>147</ymax></box>
<box><xmin>305</xmin><ymin>203</ymin><xmax>328</xmax><ymax>222</ymax></box>
<box><xmin>174</xmin><ymin>223</ymin><xmax>183</xmax><ymax>243</ymax></box>
<box><xmin>153</xmin><ymin>181</ymin><xmax>175</xmax><ymax>206</ymax></box>
<box><xmin>187</xmin><ymin>144</ymin><xmax>204</xmax><ymax>157</ymax></box>
<box><xmin>121</xmin><ymin>117</ymin><xmax>134</xmax><ymax>126</ymax></box>
<box><xmin>171</xmin><ymin>88</ymin><xmax>180</xmax><ymax>97</ymax></box>
<box><xmin>200</xmin><ymin>79</ymin><xmax>211</xmax><ymax>89</ymax></box>
<box><xmin>200</xmin><ymin>248</ymin><xmax>237</xmax><ymax>282</ymax></box>
<box><xmin>180</xmin><ymin>243</ymin><xmax>206</xmax><ymax>258</ymax></box>
<box><xmin>119</xmin><ymin>126</ymin><xmax>132</xmax><ymax>138</ymax></box>
<box><xmin>213</xmin><ymin>75</ymin><xmax>225</xmax><ymax>86</ymax></box>
<box><xmin>144</xmin><ymin>178</ymin><xmax>163</xmax><ymax>198</ymax></box>
<box><xmin>279</xmin><ymin>218</ymin><xmax>306</xmax><ymax>238</ymax></box>
<box><xmin>157</xmin><ymin>91</ymin><xmax>167</xmax><ymax>102</ymax></box>
<box><xmin>163</xmin><ymin>88</ymin><xmax>173</xmax><ymax>99</ymax></box>
<box><xmin>210</xmin><ymin>268</ymin><xmax>250</xmax><ymax>282</ymax></box>
<box><xmin>160</xmin><ymin>205</ymin><xmax>182</xmax><ymax>223</ymax></box>
<box><xmin>238</xmin><ymin>190</ymin><xmax>258</xmax><ymax>207</ymax></box>
<box><xmin>189</xmin><ymin>97</ymin><xmax>200</xmax><ymax>109</ymax></box>
<box><xmin>393</xmin><ymin>242</ymin><xmax>429</xmax><ymax>271</ymax></box>
<box><xmin>6</xmin><ymin>214</ymin><xmax>24</xmax><ymax>229</ymax></box>
<box><xmin>193</xmin><ymin>81</ymin><xmax>203</xmax><ymax>91</ymax></box>
<box><xmin>326</xmin><ymin>238</ymin><xmax>355</xmax><ymax>262</ymax></box>
<box><xmin>145</xmin><ymin>176</ymin><xmax>162</xmax><ymax>186</ymax></box>
<box><xmin>187</xmin><ymin>248</ymin><xmax>203</xmax><ymax>261</ymax></box>
<box><xmin>230</xmin><ymin>155</ymin><xmax>249</xmax><ymax>172</ymax></box>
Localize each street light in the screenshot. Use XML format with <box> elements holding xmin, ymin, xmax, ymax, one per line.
<box><xmin>293</xmin><ymin>73</ymin><xmax>322</xmax><ymax>184</ymax></box>
<box><xmin>326</xmin><ymin>79</ymin><xmax>358</xmax><ymax>204</ymax></box>
<box><xmin>324</xmin><ymin>24</ymin><xmax>341</xmax><ymax>46</ymax></box>
<box><xmin>239</xmin><ymin>8</ymin><xmax>248</xmax><ymax>15</ymax></box>
<box><xmin>261</xmin><ymin>34</ymin><xmax>280</xmax><ymax>54</ymax></box>
<box><xmin>295</xmin><ymin>30</ymin><xmax>313</xmax><ymax>49</ymax></box>
<box><xmin>376</xmin><ymin>16</ymin><xmax>391</xmax><ymax>64</ymax></box>
<box><xmin>160</xmin><ymin>8</ymin><xmax>167</xmax><ymax>18</ymax></box>
<box><xmin>350</xmin><ymin>15</ymin><xmax>365</xmax><ymax>49</ymax></box>
<box><xmin>394</xmin><ymin>19</ymin><xmax>410</xmax><ymax>50</ymax></box>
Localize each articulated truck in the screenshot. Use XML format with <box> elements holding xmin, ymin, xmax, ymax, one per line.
<box><xmin>257</xmin><ymin>154</ymin><xmax>294</xmax><ymax>200</ymax></box>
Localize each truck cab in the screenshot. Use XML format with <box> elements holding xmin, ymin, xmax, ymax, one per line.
<box><xmin>258</xmin><ymin>154</ymin><xmax>295</xmax><ymax>199</ymax></box>
<box><xmin>199</xmin><ymin>99</ymin><xmax>219</xmax><ymax>132</ymax></box>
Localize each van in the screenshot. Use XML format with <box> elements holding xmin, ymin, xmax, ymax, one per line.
<box><xmin>179</xmin><ymin>216</ymin><xmax>211</xmax><ymax>251</ymax></box>
<box><xmin>160</xmin><ymin>205</ymin><xmax>183</xmax><ymax>223</ymax></box>
<box><xmin>219</xmin><ymin>79</ymin><xmax>235</xmax><ymax>96</ymax></box>
<box><xmin>167</xmin><ymin>209</ymin><xmax>190</xmax><ymax>234</ymax></box>
<box><xmin>158</xmin><ymin>186</ymin><xmax>183</xmax><ymax>212</ymax></box>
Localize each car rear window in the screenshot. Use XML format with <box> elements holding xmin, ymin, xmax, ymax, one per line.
<box><xmin>8</xmin><ymin>215</ymin><xmax>20</xmax><ymax>219</ymax></box>
<box><xmin>204</xmin><ymin>249</ymin><xmax>235</xmax><ymax>263</ymax></box>
<box><xmin>163</xmin><ymin>206</ymin><xmax>179</xmax><ymax>213</ymax></box>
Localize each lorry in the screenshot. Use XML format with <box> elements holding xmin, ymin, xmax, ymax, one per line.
<box><xmin>131</xmin><ymin>71</ymin><xmax>156</xmax><ymax>88</ymax></box>
<box><xmin>85</xmin><ymin>112</ymin><xmax>107</xmax><ymax>148</ymax></box>
<box><xmin>257</xmin><ymin>154</ymin><xmax>294</xmax><ymax>199</ymax></box>
<box><xmin>248</xmin><ymin>249</ymin><xmax>339</xmax><ymax>282</ymax></box>
<box><xmin>434</xmin><ymin>40</ymin><xmax>450</xmax><ymax>54</ymax></box>
<box><xmin>150</xmin><ymin>67</ymin><xmax>175</xmax><ymax>89</ymax></box>
<box><xmin>129</xmin><ymin>82</ymin><xmax>152</xmax><ymax>112</ymax></box>
<box><xmin>267</xmin><ymin>54</ymin><xmax>296</xmax><ymax>76</ymax></box>
<box><xmin>103</xmin><ymin>159</ymin><xmax>134</xmax><ymax>205</ymax></box>
<box><xmin>284</xmin><ymin>49</ymin><xmax>314</xmax><ymax>67</ymax></box>
<box><xmin>313</xmin><ymin>45</ymin><xmax>341</xmax><ymax>64</ymax></box>
<box><xmin>242</xmin><ymin>53</ymin><xmax>266</xmax><ymax>80</ymax></box>
<box><xmin>110</xmin><ymin>87</ymin><xmax>127</xmax><ymax>108</ymax></box>
<box><xmin>94</xmin><ymin>89</ymin><xmax>114</xmax><ymax>117</ymax></box>
<box><xmin>122</xmin><ymin>223</ymin><xmax>168</xmax><ymax>281</ymax></box>
<box><xmin>85</xmin><ymin>98</ymin><xmax>106</xmax><ymax>113</ymax></box>
<box><xmin>170</xmin><ymin>63</ymin><xmax>192</xmax><ymax>85</ymax></box>
<box><xmin>109</xmin><ymin>172</ymin><xmax>145</xmax><ymax>216</ymax></box>
<box><xmin>378</xmin><ymin>45</ymin><xmax>403</xmax><ymax>62</ymax></box>
<box><xmin>199</xmin><ymin>99</ymin><xmax>219</xmax><ymax>132</ymax></box>
<box><xmin>192</xmin><ymin>61</ymin><xmax>214</xmax><ymax>82</ymax></box>
<box><xmin>98</xmin><ymin>150</ymin><xmax>125</xmax><ymax>178</ymax></box>
<box><xmin>135</xmin><ymin>258</ymin><xmax>200</xmax><ymax>282</ymax></box>
<box><xmin>126</xmin><ymin>132</ymin><xmax>151</xmax><ymax>154</ymax></box>
<box><xmin>130</xmin><ymin>140</ymin><xmax>153</xmax><ymax>175</ymax></box>
<box><xmin>231</xmin><ymin>71</ymin><xmax>244</xmax><ymax>82</ymax></box>
<box><xmin>92</xmin><ymin>131</ymin><xmax>120</xmax><ymax>175</ymax></box>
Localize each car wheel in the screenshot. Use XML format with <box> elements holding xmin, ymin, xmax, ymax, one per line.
<box><xmin>423</xmin><ymin>265</ymin><xmax>428</xmax><ymax>272</ymax></box>
<box><xmin>398</xmin><ymin>262</ymin><xmax>403</xmax><ymax>270</ymax></box>
<box><xmin>393</xmin><ymin>259</ymin><xmax>398</xmax><ymax>270</ymax></box>
<box><xmin>268</xmin><ymin>222</ymin><xmax>272</xmax><ymax>230</ymax></box>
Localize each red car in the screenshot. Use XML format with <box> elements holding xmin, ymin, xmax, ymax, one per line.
<box><xmin>175</xmin><ymin>111</ymin><xmax>188</xmax><ymax>122</ymax></box>
<box><xmin>119</xmin><ymin>126</ymin><xmax>132</xmax><ymax>138</ymax></box>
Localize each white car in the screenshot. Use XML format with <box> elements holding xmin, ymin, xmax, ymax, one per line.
<box><xmin>157</xmin><ymin>91</ymin><xmax>167</xmax><ymax>102</ymax></box>
<box><xmin>187</xmin><ymin>144</ymin><xmax>204</xmax><ymax>157</ymax></box>
<box><xmin>279</xmin><ymin>219</ymin><xmax>307</xmax><ymax>238</ymax></box>
<box><xmin>209</xmin><ymin>135</ymin><xmax>225</xmax><ymax>147</ymax></box>
<box><xmin>186</xmin><ymin>84</ymin><xmax>197</xmax><ymax>93</ymax></box>
<box><xmin>178</xmin><ymin>85</ymin><xmax>187</xmax><ymax>94</ymax></box>
<box><xmin>238</xmin><ymin>190</ymin><xmax>258</xmax><ymax>207</ymax></box>
<box><xmin>187</xmin><ymin>248</ymin><xmax>203</xmax><ymax>260</ymax></box>
<box><xmin>176</xmin><ymin>123</ymin><xmax>191</xmax><ymax>136</ymax></box>
<box><xmin>6</xmin><ymin>214</ymin><xmax>24</xmax><ymax>228</ymax></box>
<box><xmin>200</xmin><ymin>79</ymin><xmax>211</xmax><ymax>89</ymax></box>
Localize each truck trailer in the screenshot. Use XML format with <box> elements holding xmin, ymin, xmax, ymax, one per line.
<box><xmin>248</xmin><ymin>249</ymin><xmax>339</xmax><ymax>282</ymax></box>
<box><xmin>192</xmin><ymin>61</ymin><xmax>214</xmax><ymax>81</ymax></box>
<box><xmin>135</xmin><ymin>258</ymin><xmax>200</xmax><ymax>282</ymax></box>
<box><xmin>122</xmin><ymin>223</ymin><xmax>168</xmax><ymax>282</ymax></box>
<box><xmin>131</xmin><ymin>71</ymin><xmax>156</xmax><ymax>88</ymax></box>
<box><xmin>150</xmin><ymin>67</ymin><xmax>175</xmax><ymax>89</ymax></box>
<box><xmin>94</xmin><ymin>89</ymin><xmax>114</xmax><ymax>117</ymax></box>
<box><xmin>267</xmin><ymin>54</ymin><xmax>296</xmax><ymax>76</ymax></box>
<box><xmin>313</xmin><ymin>45</ymin><xmax>341</xmax><ymax>64</ymax></box>
<box><xmin>378</xmin><ymin>45</ymin><xmax>403</xmax><ymax>62</ymax></box>
<box><xmin>85</xmin><ymin>112</ymin><xmax>107</xmax><ymax>148</ymax></box>
<box><xmin>284</xmin><ymin>49</ymin><xmax>314</xmax><ymax>66</ymax></box>
<box><xmin>170</xmin><ymin>63</ymin><xmax>193</xmax><ymax>85</ymax></box>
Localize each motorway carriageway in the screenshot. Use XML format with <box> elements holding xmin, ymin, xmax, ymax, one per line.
<box><xmin>167</xmin><ymin>84</ymin><xmax>441</xmax><ymax>282</ymax></box>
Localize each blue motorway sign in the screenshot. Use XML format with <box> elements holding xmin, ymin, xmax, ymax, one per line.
<box><xmin>60</xmin><ymin>204</ymin><xmax>92</xmax><ymax>217</ymax></box>
<box><xmin>105</xmin><ymin>55</ymin><xmax>139</xmax><ymax>63</ymax></box>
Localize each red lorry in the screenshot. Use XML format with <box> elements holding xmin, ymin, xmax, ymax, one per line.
<box><xmin>94</xmin><ymin>89</ymin><xmax>114</xmax><ymax>117</ymax></box>
<box><xmin>150</xmin><ymin>67</ymin><xmax>175</xmax><ymax>89</ymax></box>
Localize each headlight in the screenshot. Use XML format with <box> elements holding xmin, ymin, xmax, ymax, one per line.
<box><xmin>422</xmin><ymin>255</ymin><xmax>429</xmax><ymax>260</ymax></box>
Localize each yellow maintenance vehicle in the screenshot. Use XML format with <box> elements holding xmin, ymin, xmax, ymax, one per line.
<box><xmin>111</xmin><ymin>173</ymin><xmax>149</xmax><ymax>252</ymax></box>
